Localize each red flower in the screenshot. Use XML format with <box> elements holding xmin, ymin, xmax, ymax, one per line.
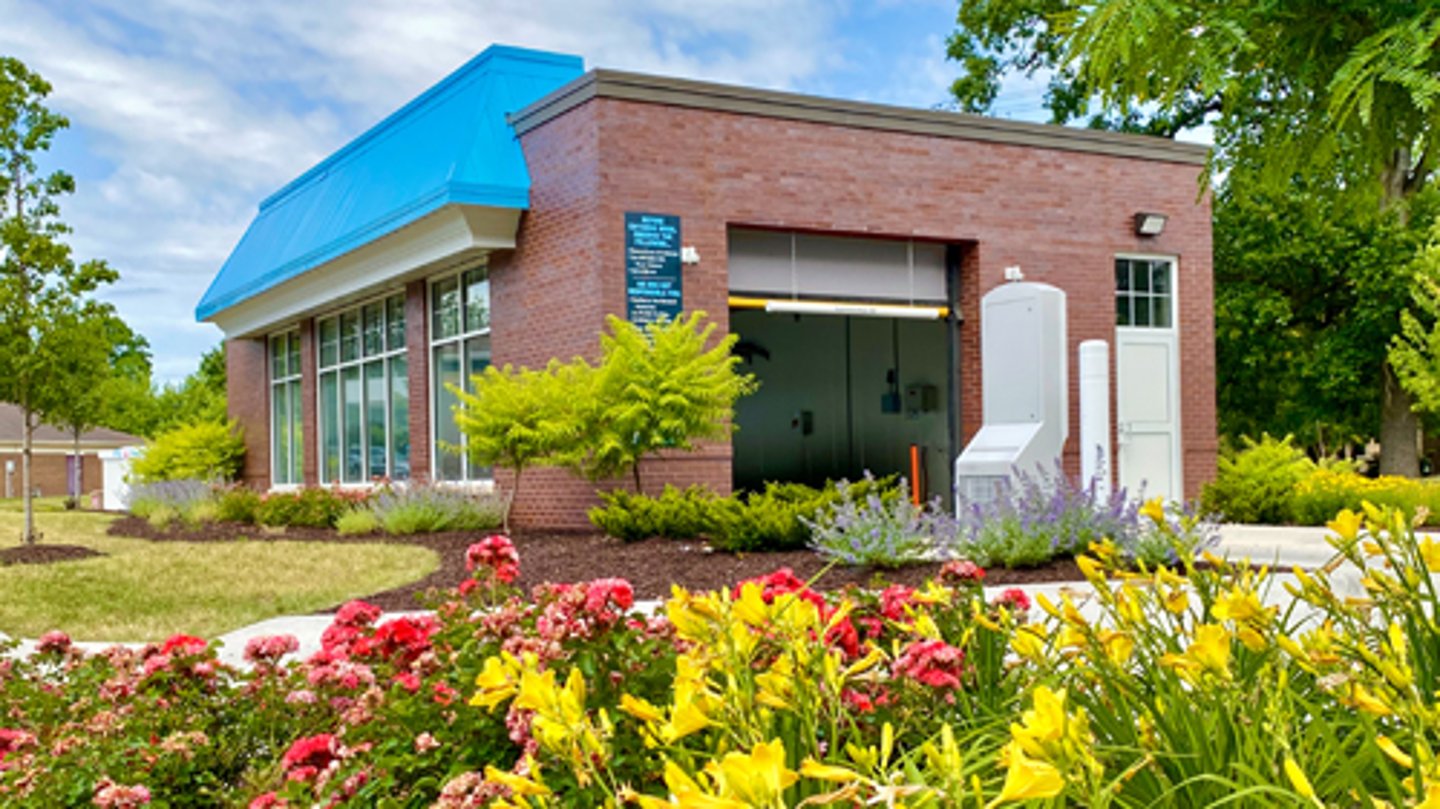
<box><xmin>940</xmin><ymin>560</ymin><xmax>986</xmax><ymax>583</ymax></box>
<box><xmin>353</xmin><ymin>616</ymin><xmax>438</xmax><ymax>665</ymax></box>
<box><xmin>584</xmin><ymin>578</ymin><xmax>634</xmax><ymax>614</ymax></box>
<box><xmin>466</xmin><ymin>535</ymin><xmax>520</xmax><ymax>583</ymax></box>
<box><xmin>334</xmin><ymin>600</ymin><xmax>382</xmax><ymax>627</ymax></box>
<box><xmin>824</xmin><ymin>616</ymin><xmax>860</xmax><ymax>657</ymax></box>
<box><xmin>392</xmin><ymin>672</ymin><xmax>421</xmax><ymax>693</ymax></box>
<box><xmin>994</xmin><ymin>588</ymin><xmax>1031</xmax><ymax>612</ymax></box>
<box><xmin>879</xmin><ymin>585</ymin><xmax>916</xmax><ymax>621</ymax></box>
<box><xmin>248</xmin><ymin>792</ymin><xmax>286</xmax><ymax>809</ymax></box>
<box><xmin>734</xmin><ymin>568</ymin><xmax>825</xmax><ymax>609</ymax></box>
<box><xmin>894</xmin><ymin>639</ymin><xmax>966</xmax><ymax>690</ymax></box>
<box><xmin>160</xmin><ymin>634</ymin><xmax>208</xmax><ymax>656</ymax></box>
<box><xmin>281</xmin><ymin>734</ymin><xmax>337</xmax><ymax>775</ymax></box>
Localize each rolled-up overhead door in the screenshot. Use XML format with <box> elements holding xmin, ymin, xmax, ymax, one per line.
<box><xmin>728</xmin><ymin>228</ymin><xmax>947</xmax><ymax>304</ymax></box>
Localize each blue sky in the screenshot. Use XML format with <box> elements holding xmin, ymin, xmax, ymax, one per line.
<box><xmin>4</xmin><ymin>0</ymin><xmax>1066</xmax><ymax>383</ymax></box>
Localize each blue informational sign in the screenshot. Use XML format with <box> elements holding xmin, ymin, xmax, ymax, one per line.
<box><xmin>625</xmin><ymin>212</ymin><xmax>682</xmax><ymax>325</ymax></box>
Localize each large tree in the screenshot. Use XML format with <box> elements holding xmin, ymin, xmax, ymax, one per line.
<box><xmin>949</xmin><ymin>1</ymin><xmax>1440</xmax><ymax>474</ymax></box>
<box><xmin>0</xmin><ymin>57</ymin><xmax>119</xmax><ymax>541</ymax></box>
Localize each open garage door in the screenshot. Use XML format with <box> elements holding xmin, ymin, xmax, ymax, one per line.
<box><xmin>728</xmin><ymin>229</ymin><xmax>956</xmax><ymax>500</ymax></box>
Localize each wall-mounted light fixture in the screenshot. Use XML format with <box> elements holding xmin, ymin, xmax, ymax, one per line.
<box><xmin>1134</xmin><ymin>212</ymin><xmax>1167</xmax><ymax>237</ymax></box>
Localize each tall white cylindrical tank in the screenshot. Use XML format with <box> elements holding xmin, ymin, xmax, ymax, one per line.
<box><xmin>1078</xmin><ymin>340</ymin><xmax>1111</xmax><ymax>503</ymax></box>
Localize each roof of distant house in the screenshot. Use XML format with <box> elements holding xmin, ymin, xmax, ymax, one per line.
<box><xmin>0</xmin><ymin>403</ymin><xmax>143</xmax><ymax>449</ymax></box>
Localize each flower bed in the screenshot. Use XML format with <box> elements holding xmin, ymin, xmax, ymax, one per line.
<box><xmin>4</xmin><ymin>509</ymin><xmax>1438</xmax><ymax>807</ymax></box>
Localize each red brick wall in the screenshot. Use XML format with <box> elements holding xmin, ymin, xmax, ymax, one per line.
<box><xmin>500</xmin><ymin>97</ymin><xmax>1215</xmax><ymax>527</ymax></box>
<box><xmin>227</xmin><ymin>337</ymin><xmax>270</xmax><ymax>489</ymax></box>
<box><xmin>405</xmin><ymin>279</ymin><xmax>432</xmax><ymax>482</ymax></box>
<box><xmin>0</xmin><ymin>453</ymin><xmax>102</xmax><ymax>499</ymax></box>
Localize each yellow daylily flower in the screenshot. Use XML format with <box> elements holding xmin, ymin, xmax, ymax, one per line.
<box><xmin>1420</xmin><ymin>536</ymin><xmax>1440</xmax><ymax>573</ymax></box>
<box><xmin>985</xmin><ymin>743</ymin><xmax>1065</xmax><ymax>808</ymax></box>
<box><xmin>1011</xmin><ymin>624</ymin><xmax>1047</xmax><ymax>662</ymax></box>
<box><xmin>1189</xmin><ymin>624</ymin><xmax>1232</xmax><ymax>675</ymax></box>
<box><xmin>799</xmin><ymin>759</ymin><xmax>863</xmax><ymax>783</ymax></box>
<box><xmin>1345</xmin><ymin>683</ymin><xmax>1392</xmax><ymax>717</ymax></box>
<box><xmin>1139</xmin><ymin>497</ymin><xmax>1166</xmax><ymax>525</ymax></box>
<box><xmin>1283</xmin><ymin>757</ymin><xmax>1317</xmax><ymax>801</ymax></box>
<box><xmin>471</xmin><ymin>653</ymin><xmax>521</xmax><ymax>710</ymax></box>
<box><xmin>485</xmin><ymin>761</ymin><xmax>552</xmax><ymax>797</ymax></box>
<box><xmin>1211</xmin><ymin>588</ymin><xmax>1268</xmax><ymax>625</ymax></box>
<box><xmin>734</xmin><ymin>581</ymin><xmax>769</xmax><ymax>627</ymax></box>
<box><xmin>1376</xmin><ymin>736</ymin><xmax>1414</xmax><ymax>769</ymax></box>
<box><xmin>705</xmin><ymin>739</ymin><xmax>799</xmax><ymax>805</ymax></box>
<box><xmin>1162</xmin><ymin>587</ymin><xmax>1190</xmax><ymax>615</ymax></box>
<box><xmin>1327</xmin><ymin>509</ymin><xmax>1364</xmax><ymax>542</ymax></box>
<box><xmin>1098</xmin><ymin>630</ymin><xmax>1136</xmax><ymax>666</ymax></box>
<box><xmin>619</xmin><ymin>694</ymin><xmax>666</xmax><ymax>724</ymax></box>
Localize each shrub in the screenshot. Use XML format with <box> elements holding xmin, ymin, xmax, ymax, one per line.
<box><xmin>129</xmin><ymin>420</ymin><xmax>245</xmax><ymax>483</ymax></box>
<box><xmin>213</xmin><ymin>486</ymin><xmax>261</xmax><ymax>524</ymax></box>
<box><xmin>708</xmin><ymin>477</ymin><xmax>901</xmax><ymax>552</ymax></box>
<box><xmin>335</xmin><ymin>508</ymin><xmax>381</xmax><ymax>536</ymax></box>
<box><xmin>1200</xmin><ymin>433</ymin><xmax>1314</xmax><ymax>523</ymax></box>
<box><xmin>367</xmin><ymin>483</ymin><xmax>506</xmax><ymax>535</ymax></box>
<box><xmin>254</xmin><ymin>487</ymin><xmax>358</xmax><ymax>529</ymax></box>
<box><xmin>182</xmin><ymin>499</ymin><xmax>220</xmax><ymax>527</ymax></box>
<box><xmin>956</xmin><ymin>464</ymin><xmax>1140</xmax><ymax>568</ymax></box>
<box><xmin>588</xmin><ymin>485</ymin><xmax>718</xmax><ymax>541</ymax></box>
<box><xmin>805</xmin><ymin>477</ymin><xmax>949</xmax><ymax>567</ymax></box>
<box><xmin>1291</xmin><ymin>469</ymin><xmax>1440</xmax><ymax>525</ymax></box>
<box><xmin>128</xmin><ymin>479</ymin><xmax>211</xmax><ymax>527</ymax></box>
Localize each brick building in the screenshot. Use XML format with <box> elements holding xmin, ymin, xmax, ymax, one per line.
<box><xmin>198</xmin><ymin>45</ymin><xmax>1215</xmax><ymax>528</ymax></box>
<box><xmin>0</xmin><ymin>403</ymin><xmax>141</xmax><ymax>501</ymax></box>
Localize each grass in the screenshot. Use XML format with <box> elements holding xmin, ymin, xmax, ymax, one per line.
<box><xmin>0</xmin><ymin>497</ymin><xmax>439</xmax><ymax>642</ymax></box>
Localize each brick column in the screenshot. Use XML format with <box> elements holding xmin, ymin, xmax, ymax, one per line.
<box><xmin>405</xmin><ymin>280</ymin><xmax>431</xmax><ymax>482</ymax></box>
<box><xmin>299</xmin><ymin>318</ymin><xmax>319</xmax><ymax>486</ymax></box>
<box><xmin>226</xmin><ymin>337</ymin><xmax>270</xmax><ymax>490</ymax></box>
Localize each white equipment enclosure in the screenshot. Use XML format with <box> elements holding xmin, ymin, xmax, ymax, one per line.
<box><xmin>954</xmin><ymin>281</ymin><xmax>1068</xmax><ymax>506</ymax></box>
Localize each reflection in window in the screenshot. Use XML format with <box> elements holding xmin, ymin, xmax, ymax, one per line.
<box><xmin>430</xmin><ymin>263</ymin><xmax>492</xmax><ymax>481</ymax></box>
<box><xmin>317</xmin><ymin>291</ymin><xmax>408</xmax><ymax>484</ymax></box>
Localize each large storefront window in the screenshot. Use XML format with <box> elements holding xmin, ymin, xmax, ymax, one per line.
<box><xmin>318</xmin><ymin>293</ymin><xmax>409</xmax><ymax>484</ymax></box>
<box><xmin>431</xmin><ymin>264</ymin><xmax>490</xmax><ymax>481</ymax></box>
<box><xmin>269</xmin><ymin>330</ymin><xmax>303</xmax><ymax>486</ymax></box>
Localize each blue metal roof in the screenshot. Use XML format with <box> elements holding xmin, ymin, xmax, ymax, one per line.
<box><xmin>197</xmin><ymin>45</ymin><xmax>584</xmax><ymax>321</ymax></box>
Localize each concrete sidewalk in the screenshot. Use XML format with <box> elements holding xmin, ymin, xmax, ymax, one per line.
<box><xmin>1</xmin><ymin>522</ymin><xmax>1353</xmax><ymax>662</ymax></box>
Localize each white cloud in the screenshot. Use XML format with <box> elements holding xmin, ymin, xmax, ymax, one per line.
<box><xmin>1</xmin><ymin>0</ymin><xmax>842</xmax><ymax>382</ymax></box>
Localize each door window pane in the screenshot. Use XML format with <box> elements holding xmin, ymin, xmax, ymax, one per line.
<box><xmin>1116</xmin><ymin>258</ymin><xmax>1174</xmax><ymax>329</ymax></box>
<box><xmin>1116</xmin><ymin>295</ymin><xmax>1131</xmax><ymax>327</ymax></box>
<box><xmin>1152</xmin><ymin>296</ymin><xmax>1171</xmax><ymax>328</ymax></box>
<box><xmin>390</xmin><ymin>357</ymin><xmax>410</xmax><ymax>481</ymax></box>
<box><xmin>342</xmin><ymin>366</ymin><xmax>362</xmax><ymax>483</ymax></box>
<box><xmin>433</xmin><ymin>343</ymin><xmax>463</xmax><ymax>480</ymax></box>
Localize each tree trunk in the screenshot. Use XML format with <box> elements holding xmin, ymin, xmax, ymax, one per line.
<box><xmin>1381</xmin><ymin>363</ymin><xmax>1421</xmax><ymax>477</ymax></box>
<box><xmin>1379</xmin><ymin>147</ymin><xmax>1423</xmax><ymax>478</ymax></box>
<box><xmin>21</xmin><ymin>404</ymin><xmax>36</xmax><ymax>544</ymax></box>
<box><xmin>632</xmin><ymin>462</ymin><xmax>643</xmax><ymax>496</ymax></box>
<box><xmin>72</xmin><ymin>427</ymin><xmax>83</xmax><ymax>508</ymax></box>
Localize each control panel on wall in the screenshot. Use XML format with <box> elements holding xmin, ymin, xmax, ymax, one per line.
<box><xmin>905</xmin><ymin>383</ymin><xmax>939</xmax><ymax>418</ymax></box>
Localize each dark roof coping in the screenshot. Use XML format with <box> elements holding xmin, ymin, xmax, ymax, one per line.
<box><xmin>511</xmin><ymin>69</ymin><xmax>1210</xmax><ymax>166</ymax></box>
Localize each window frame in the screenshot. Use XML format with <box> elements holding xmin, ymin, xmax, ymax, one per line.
<box><xmin>315</xmin><ymin>289</ymin><xmax>409</xmax><ymax>488</ymax></box>
<box><xmin>267</xmin><ymin>327</ymin><xmax>303</xmax><ymax>490</ymax></box>
<box><xmin>1114</xmin><ymin>254</ymin><xmax>1179</xmax><ymax>332</ymax></box>
<box><xmin>427</xmin><ymin>262</ymin><xmax>494</xmax><ymax>485</ymax></box>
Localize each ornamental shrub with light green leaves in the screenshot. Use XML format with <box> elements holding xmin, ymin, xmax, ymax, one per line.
<box><xmin>1200</xmin><ymin>433</ymin><xmax>1314</xmax><ymax>524</ymax></box>
<box><xmin>129</xmin><ymin>420</ymin><xmax>245</xmax><ymax>483</ymax></box>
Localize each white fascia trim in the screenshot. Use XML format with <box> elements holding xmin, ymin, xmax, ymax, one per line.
<box><xmin>210</xmin><ymin>205</ymin><xmax>521</xmax><ymax>338</ymax></box>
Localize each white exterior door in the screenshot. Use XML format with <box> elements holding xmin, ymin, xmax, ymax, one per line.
<box><xmin>1115</xmin><ymin>257</ymin><xmax>1182</xmax><ymax>502</ymax></box>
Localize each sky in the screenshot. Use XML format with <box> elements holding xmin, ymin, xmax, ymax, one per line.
<box><xmin>1</xmin><ymin>0</ymin><xmax>1070</xmax><ymax>383</ymax></box>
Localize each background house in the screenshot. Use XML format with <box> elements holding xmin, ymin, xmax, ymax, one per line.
<box><xmin>0</xmin><ymin>403</ymin><xmax>142</xmax><ymax>501</ymax></box>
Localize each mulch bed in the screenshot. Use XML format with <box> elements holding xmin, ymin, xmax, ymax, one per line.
<box><xmin>0</xmin><ymin>543</ymin><xmax>106</xmax><ymax>566</ymax></box>
<box><xmin>106</xmin><ymin>516</ymin><xmax>1089</xmax><ymax>612</ymax></box>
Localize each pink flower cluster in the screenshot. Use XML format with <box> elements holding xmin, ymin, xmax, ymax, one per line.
<box><xmin>940</xmin><ymin>559</ymin><xmax>986</xmax><ymax>583</ymax></box>
<box><xmin>993</xmin><ymin>587</ymin><xmax>1031</xmax><ymax>612</ymax></box>
<box><xmin>466</xmin><ymin>535</ymin><xmax>519</xmax><ymax>584</ymax></box>
<box><xmin>0</xmin><ymin>728</ymin><xmax>36</xmax><ymax>771</ymax></box>
<box><xmin>92</xmin><ymin>779</ymin><xmax>152</xmax><ymax>808</ymax></box>
<box><xmin>281</xmin><ymin>733</ymin><xmax>338</xmax><ymax>783</ymax></box>
<box><xmin>894</xmin><ymin>639</ymin><xmax>966</xmax><ymax>691</ymax></box>
<box><xmin>244</xmin><ymin>634</ymin><xmax>300</xmax><ymax>665</ymax></box>
<box><xmin>36</xmin><ymin>630</ymin><xmax>71</xmax><ymax>655</ymax></box>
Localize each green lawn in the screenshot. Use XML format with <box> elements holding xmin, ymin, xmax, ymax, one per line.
<box><xmin>0</xmin><ymin>498</ymin><xmax>438</xmax><ymax>642</ymax></box>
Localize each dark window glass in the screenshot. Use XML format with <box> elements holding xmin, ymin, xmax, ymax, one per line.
<box><xmin>365</xmin><ymin>361</ymin><xmax>387</xmax><ymax>480</ymax></box>
<box><xmin>362</xmin><ymin>302</ymin><xmax>384</xmax><ymax>357</ymax></box>
<box><xmin>342</xmin><ymin>366</ymin><xmax>362</xmax><ymax>483</ymax></box>
<box><xmin>386</xmin><ymin>295</ymin><xmax>406</xmax><ymax>351</ymax></box>
<box><xmin>432</xmin><ymin>278</ymin><xmax>461</xmax><ymax>341</ymax></box>
<box><xmin>319</xmin><ymin>319</ymin><xmax>338</xmax><ymax>368</ymax></box>
<box><xmin>463</xmin><ymin>268</ymin><xmax>490</xmax><ymax>333</ymax></box>
<box><xmin>340</xmin><ymin>312</ymin><xmax>361</xmax><ymax>362</ymax></box>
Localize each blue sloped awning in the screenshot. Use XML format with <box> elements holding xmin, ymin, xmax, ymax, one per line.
<box><xmin>196</xmin><ymin>45</ymin><xmax>583</xmax><ymax>322</ymax></box>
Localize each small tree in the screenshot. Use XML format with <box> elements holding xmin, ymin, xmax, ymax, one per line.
<box><xmin>42</xmin><ymin>302</ymin><xmax>150</xmax><ymax>506</ymax></box>
<box><xmin>450</xmin><ymin>359</ymin><xmax>592</xmax><ymax>530</ymax></box>
<box><xmin>1390</xmin><ymin>233</ymin><xmax>1440</xmax><ymax>416</ymax></box>
<box><xmin>578</xmin><ymin>312</ymin><xmax>757</xmax><ymax>494</ymax></box>
<box><xmin>0</xmin><ymin>57</ymin><xmax>119</xmax><ymax>542</ymax></box>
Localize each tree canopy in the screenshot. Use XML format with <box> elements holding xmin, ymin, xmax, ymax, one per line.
<box><xmin>950</xmin><ymin>0</ymin><xmax>1440</xmax><ymax>472</ymax></box>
